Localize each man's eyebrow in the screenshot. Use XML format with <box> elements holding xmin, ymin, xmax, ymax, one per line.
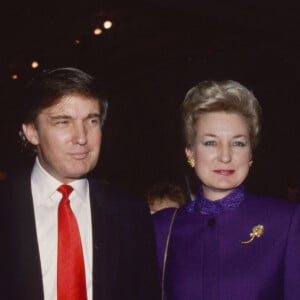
<box><xmin>47</xmin><ymin>114</ymin><xmax>71</xmax><ymax>120</ymax></box>
<box><xmin>45</xmin><ymin>113</ymin><xmax>101</xmax><ymax>121</ymax></box>
<box><xmin>86</xmin><ymin>113</ymin><xmax>101</xmax><ymax>118</ymax></box>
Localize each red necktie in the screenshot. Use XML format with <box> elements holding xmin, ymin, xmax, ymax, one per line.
<box><xmin>57</xmin><ymin>184</ymin><xmax>88</xmax><ymax>300</ymax></box>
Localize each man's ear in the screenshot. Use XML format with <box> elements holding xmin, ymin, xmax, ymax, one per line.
<box><xmin>22</xmin><ymin>123</ymin><xmax>39</xmax><ymax>146</ymax></box>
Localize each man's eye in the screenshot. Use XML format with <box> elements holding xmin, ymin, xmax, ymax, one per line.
<box><xmin>87</xmin><ymin>118</ymin><xmax>100</xmax><ymax>126</ymax></box>
<box><xmin>54</xmin><ymin>120</ymin><xmax>69</xmax><ymax>126</ymax></box>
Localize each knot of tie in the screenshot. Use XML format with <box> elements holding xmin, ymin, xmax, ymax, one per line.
<box><xmin>57</xmin><ymin>184</ymin><xmax>73</xmax><ymax>198</ymax></box>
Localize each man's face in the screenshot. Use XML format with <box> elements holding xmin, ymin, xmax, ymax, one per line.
<box><xmin>22</xmin><ymin>94</ymin><xmax>102</xmax><ymax>183</ymax></box>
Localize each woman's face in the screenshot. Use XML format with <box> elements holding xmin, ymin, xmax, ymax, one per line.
<box><xmin>186</xmin><ymin>111</ymin><xmax>252</xmax><ymax>200</ymax></box>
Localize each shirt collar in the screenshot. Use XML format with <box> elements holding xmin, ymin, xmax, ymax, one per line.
<box><xmin>31</xmin><ymin>157</ymin><xmax>88</xmax><ymax>206</ymax></box>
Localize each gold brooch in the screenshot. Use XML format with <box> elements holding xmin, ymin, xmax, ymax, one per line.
<box><xmin>240</xmin><ymin>224</ymin><xmax>264</xmax><ymax>244</ymax></box>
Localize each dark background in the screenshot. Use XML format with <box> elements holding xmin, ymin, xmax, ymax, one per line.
<box><xmin>0</xmin><ymin>0</ymin><xmax>299</xmax><ymax>198</ymax></box>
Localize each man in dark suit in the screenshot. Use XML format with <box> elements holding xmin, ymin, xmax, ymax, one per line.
<box><xmin>0</xmin><ymin>67</ymin><xmax>160</xmax><ymax>300</ymax></box>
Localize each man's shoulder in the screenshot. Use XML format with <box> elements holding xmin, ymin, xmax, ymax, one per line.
<box><xmin>0</xmin><ymin>169</ymin><xmax>31</xmax><ymax>192</ymax></box>
<box><xmin>88</xmin><ymin>178</ymin><xmax>139</xmax><ymax>200</ymax></box>
<box><xmin>88</xmin><ymin>178</ymin><xmax>148</xmax><ymax>213</ymax></box>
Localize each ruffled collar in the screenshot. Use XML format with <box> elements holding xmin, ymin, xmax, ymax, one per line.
<box><xmin>185</xmin><ymin>185</ymin><xmax>245</xmax><ymax>215</ymax></box>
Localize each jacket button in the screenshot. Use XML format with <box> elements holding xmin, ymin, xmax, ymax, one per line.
<box><xmin>208</xmin><ymin>218</ymin><xmax>216</xmax><ymax>226</ymax></box>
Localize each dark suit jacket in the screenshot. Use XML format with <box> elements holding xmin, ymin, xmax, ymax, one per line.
<box><xmin>0</xmin><ymin>169</ymin><xmax>160</xmax><ymax>300</ymax></box>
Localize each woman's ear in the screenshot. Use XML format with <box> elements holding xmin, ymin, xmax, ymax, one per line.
<box><xmin>185</xmin><ymin>147</ymin><xmax>193</xmax><ymax>160</ymax></box>
<box><xmin>185</xmin><ymin>147</ymin><xmax>195</xmax><ymax>168</ymax></box>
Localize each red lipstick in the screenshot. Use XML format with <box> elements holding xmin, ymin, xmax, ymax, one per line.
<box><xmin>213</xmin><ymin>170</ymin><xmax>235</xmax><ymax>176</ymax></box>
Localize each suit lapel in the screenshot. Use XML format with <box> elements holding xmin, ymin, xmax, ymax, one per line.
<box><xmin>9</xmin><ymin>171</ymin><xmax>44</xmax><ymax>299</ymax></box>
<box><xmin>89</xmin><ymin>180</ymin><xmax>121</xmax><ymax>300</ymax></box>
<box><xmin>7</xmin><ymin>174</ymin><xmax>122</xmax><ymax>299</ymax></box>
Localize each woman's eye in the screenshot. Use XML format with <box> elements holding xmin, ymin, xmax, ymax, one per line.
<box><xmin>203</xmin><ymin>140</ymin><xmax>217</xmax><ymax>146</ymax></box>
<box><xmin>232</xmin><ymin>141</ymin><xmax>246</xmax><ymax>147</ymax></box>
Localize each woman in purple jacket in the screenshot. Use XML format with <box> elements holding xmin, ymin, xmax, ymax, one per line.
<box><xmin>153</xmin><ymin>80</ymin><xmax>300</xmax><ymax>300</ymax></box>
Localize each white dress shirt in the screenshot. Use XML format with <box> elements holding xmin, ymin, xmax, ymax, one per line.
<box><xmin>31</xmin><ymin>158</ymin><xmax>93</xmax><ymax>300</ymax></box>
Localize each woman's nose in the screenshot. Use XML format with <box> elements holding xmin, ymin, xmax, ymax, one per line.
<box><xmin>218</xmin><ymin>144</ymin><xmax>232</xmax><ymax>163</ymax></box>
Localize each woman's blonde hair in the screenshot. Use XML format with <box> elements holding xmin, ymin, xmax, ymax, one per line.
<box><xmin>182</xmin><ymin>80</ymin><xmax>262</xmax><ymax>149</ymax></box>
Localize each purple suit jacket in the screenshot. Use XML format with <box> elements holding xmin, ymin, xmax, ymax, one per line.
<box><xmin>153</xmin><ymin>192</ymin><xmax>300</xmax><ymax>300</ymax></box>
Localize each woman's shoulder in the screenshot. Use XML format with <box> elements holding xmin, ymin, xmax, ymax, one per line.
<box><xmin>245</xmin><ymin>192</ymin><xmax>295</xmax><ymax>204</ymax></box>
<box><xmin>244</xmin><ymin>192</ymin><xmax>300</xmax><ymax>215</ymax></box>
<box><xmin>152</xmin><ymin>207</ymin><xmax>179</xmax><ymax>224</ymax></box>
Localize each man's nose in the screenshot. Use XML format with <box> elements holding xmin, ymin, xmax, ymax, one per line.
<box><xmin>72</xmin><ymin>123</ymin><xmax>88</xmax><ymax>145</ymax></box>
